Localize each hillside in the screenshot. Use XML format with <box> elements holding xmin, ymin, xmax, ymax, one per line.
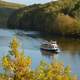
<box><xmin>0</xmin><ymin>0</ymin><xmax>25</xmax><ymax>27</ymax></box>
<box><xmin>0</xmin><ymin>0</ymin><xmax>80</xmax><ymax>37</ymax></box>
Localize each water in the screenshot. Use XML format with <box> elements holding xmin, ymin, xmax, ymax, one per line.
<box><xmin>0</xmin><ymin>29</ymin><xmax>80</xmax><ymax>79</ymax></box>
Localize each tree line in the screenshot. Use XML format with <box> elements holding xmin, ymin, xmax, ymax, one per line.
<box><xmin>7</xmin><ymin>0</ymin><xmax>80</xmax><ymax>37</ymax></box>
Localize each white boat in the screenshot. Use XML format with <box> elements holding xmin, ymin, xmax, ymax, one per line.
<box><xmin>40</xmin><ymin>41</ymin><xmax>59</xmax><ymax>52</ymax></box>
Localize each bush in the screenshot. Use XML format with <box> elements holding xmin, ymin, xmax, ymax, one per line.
<box><xmin>0</xmin><ymin>37</ymin><xmax>77</xmax><ymax>80</ymax></box>
<box><xmin>54</xmin><ymin>14</ymin><xmax>80</xmax><ymax>36</ymax></box>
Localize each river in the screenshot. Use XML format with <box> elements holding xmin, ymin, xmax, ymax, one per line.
<box><xmin>0</xmin><ymin>29</ymin><xmax>80</xmax><ymax>79</ymax></box>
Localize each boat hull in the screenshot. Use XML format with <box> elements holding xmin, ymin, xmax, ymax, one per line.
<box><xmin>40</xmin><ymin>47</ymin><xmax>58</xmax><ymax>52</ymax></box>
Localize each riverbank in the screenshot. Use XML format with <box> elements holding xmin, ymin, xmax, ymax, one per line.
<box><xmin>6</xmin><ymin>0</ymin><xmax>80</xmax><ymax>38</ymax></box>
<box><xmin>0</xmin><ymin>0</ymin><xmax>80</xmax><ymax>38</ymax></box>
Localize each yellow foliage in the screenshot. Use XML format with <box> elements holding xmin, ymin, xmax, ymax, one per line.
<box><xmin>0</xmin><ymin>37</ymin><xmax>78</xmax><ymax>80</ymax></box>
<box><xmin>54</xmin><ymin>14</ymin><xmax>80</xmax><ymax>35</ymax></box>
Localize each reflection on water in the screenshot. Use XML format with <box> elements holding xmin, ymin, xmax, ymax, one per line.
<box><xmin>40</xmin><ymin>50</ymin><xmax>58</xmax><ymax>58</ymax></box>
<box><xmin>58</xmin><ymin>38</ymin><xmax>80</xmax><ymax>54</ymax></box>
<box><xmin>0</xmin><ymin>29</ymin><xmax>80</xmax><ymax>79</ymax></box>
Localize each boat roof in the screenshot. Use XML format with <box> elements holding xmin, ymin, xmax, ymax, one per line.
<box><xmin>42</xmin><ymin>40</ymin><xmax>57</xmax><ymax>44</ymax></box>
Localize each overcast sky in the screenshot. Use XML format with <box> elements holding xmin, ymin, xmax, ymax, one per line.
<box><xmin>2</xmin><ymin>0</ymin><xmax>56</xmax><ymax>5</ymax></box>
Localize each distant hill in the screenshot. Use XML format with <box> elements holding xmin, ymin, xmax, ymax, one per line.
<box><xmin>0</xmin><ymin>0</ymin><xmax>25</xmax><ymax>9</ymax></box>
<box><xmin>0</xmin><ymin>0</ymin><xmax>26</xmax><ymax>27</ymax></box>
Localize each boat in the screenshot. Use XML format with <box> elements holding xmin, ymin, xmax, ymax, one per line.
<box><xmin>40</xmin><ymin>40</ymin><xmax>59</xmax><ymax>52</ymax></box>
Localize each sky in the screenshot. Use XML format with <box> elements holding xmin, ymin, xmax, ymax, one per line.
<box><xmin>2</xmin><ymin>0</ymin><xmax>56</xmax><ymax>5</ymax></box>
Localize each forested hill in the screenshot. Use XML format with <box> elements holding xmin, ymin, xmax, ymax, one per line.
<box><xmin>0</xmin><ymin>0</ymin><xmax>25</xmax><ymax>27</ymax></box>
<box><xmin>0</xmin><ymin>0</ymin><xmax>80</xmax><ymax>37</ymax></box>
